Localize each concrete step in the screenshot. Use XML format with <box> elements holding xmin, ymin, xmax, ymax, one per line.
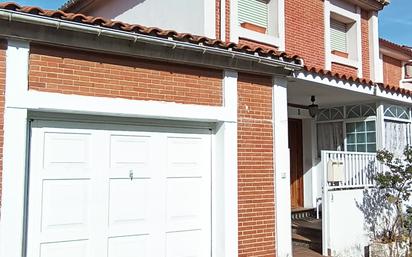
<box><xmin>292</xmin><ymin>233</ymin><xmax>322</xmax><ymax>253</ymax></box>
<box><xmin>292</xmin><ymin>217</ymin><xmax>323</xmax><ymax>254</ymax></box>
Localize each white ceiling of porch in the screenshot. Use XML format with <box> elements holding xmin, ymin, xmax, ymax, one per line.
<box><xmin>287</xmin><ymin>78</ymin><xmax>378</xmax><ymax>108</ymax></box>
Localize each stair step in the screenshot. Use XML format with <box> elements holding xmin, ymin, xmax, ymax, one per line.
<box><xmin>291</xmin><ymin>208</ymin><xmax>317</xmax><ymax>220</ymax></box>
<box><xmin>292</xmin><ymin>233</ymin><xmax>322</xmax><ymax>252</ymax></box>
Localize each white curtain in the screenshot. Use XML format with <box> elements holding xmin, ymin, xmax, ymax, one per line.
<box><xmin>317</xmin><ymin>122</ymin><xmax>344</xmax><ymax>157</ymax></box>
<box><xmin>384</xmin><ymin>121</ymin><xmax>410</xmax><ymax>157</ymax></box>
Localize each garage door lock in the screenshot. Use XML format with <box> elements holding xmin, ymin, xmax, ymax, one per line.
<box><xmin>129</xmin><ymin>170</ymin><xmax>134</xmax><ymax>181</ymax></box>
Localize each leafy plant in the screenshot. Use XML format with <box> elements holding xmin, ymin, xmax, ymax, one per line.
<box><xmin>374</xmin><ymin>146</ymin><xmax>412</xmax><ymax>244</ymax></box>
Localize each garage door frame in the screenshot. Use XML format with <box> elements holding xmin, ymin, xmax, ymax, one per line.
<box><xmin>0</xmin><ymin>41</ymin><xmax>239</xmax><ymax>257</ymax></box>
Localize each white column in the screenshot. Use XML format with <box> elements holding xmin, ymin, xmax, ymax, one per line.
<box><xmin>220</xmin><ymin>0</ymin><xmax>226</xmax><ymax>40</ymax></box>
<box><xmin>277</xmin><ymin>0</ymin><xmax>286</xmax><ymax>52</ymax></box>
<box><xmin>376</xmin><ymin>102</ymin><xmax>385</xmax><ymax>150</ymax></box>
<box><xmin>0</xmin><ymin>40</ymin><xmax>30</xmax><ymax>257</ymax></box>
<box><xmin>369</xmin><ymin>11</ymin><xmax>382</xmax><ymax>83</ymax></box>
<box><xmin>324</xmin><ymin>0</ymin><xmax>332</xmax><ymax>71</ymax></box>
<box><xmin>213</xmin><ymin>70</ymin><xmax>238</xmax><ymax>257</ymax></box>
<box><xmin>273</xmin><ymin>77</ymin><xmax>292</xmax><ymax>257</ymax></box>
<box><xmin>356</xmin><ymin>6</ymin><xmax>363</xmax><ymax>79</ymax></box>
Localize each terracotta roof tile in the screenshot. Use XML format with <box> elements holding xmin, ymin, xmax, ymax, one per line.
<box><xmin>302</xmin><ymin>66</ymin><xmax>375</xmax><ymax>86</ymax></box>
<box><xmin>380</xmin><ymin>38</ymin><xmax>412</xmax><ymax>57</ymax></box>
<box><xmin>0</xmin><ymin>2</ymin><xmax>302</xmax><ymax>65</ymax></box>
<box><xmin>303</xmin><ymin>65</ymin><xmax>412</xmax><ymax>97</ymax></box>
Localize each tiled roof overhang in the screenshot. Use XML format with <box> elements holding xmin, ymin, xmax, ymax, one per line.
<box><xmin>0</xmin><ymin>2</ymin><xmax>302</xmax><ymax>69</ymax></box>
<box><xmin>380</xmin><ymin>38</ymin><xmax>412</xmax><ymax>58</ymax></box>
<box><xmin>302</xmin><ymin>66</ymin><xmax>412</xmax><ymax>98</ymax></box>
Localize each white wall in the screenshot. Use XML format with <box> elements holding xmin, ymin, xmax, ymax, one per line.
<box><xmin>88</xmin><ymin>0</ymin><xmax>215</xmax><ymax>38</ymax></box>
<box><xmin>327</xmin><ymin>189</ymin><xmax>369</xmax><ymax>257</ymax></box>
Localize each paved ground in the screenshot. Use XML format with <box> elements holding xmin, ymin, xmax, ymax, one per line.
<box><xmin>293</xmin><ymin>246</ymin><xmax>323</xmax><ymax>257</ymax></box>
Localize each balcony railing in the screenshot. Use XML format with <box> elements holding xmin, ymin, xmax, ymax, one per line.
<box><xmin>321</xmin><ymin>150</ymin><xmax>383</xmax><ymax>190</ymax></box>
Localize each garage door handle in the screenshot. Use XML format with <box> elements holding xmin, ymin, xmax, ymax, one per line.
<box><xmin>129</xmin><ymin>170</ymin><xmax>134</xmax><ymax>181</ymax></box>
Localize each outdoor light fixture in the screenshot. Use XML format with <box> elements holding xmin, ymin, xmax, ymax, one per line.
<box><xmin>308</xmin><ymin>95</ymin><xmax>319</xmax><ymax>118</ymax></box>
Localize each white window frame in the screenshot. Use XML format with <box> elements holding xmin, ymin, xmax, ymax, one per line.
<box><xmin>343</xmin><ymin>117</ymin><xmax>377</xmax><ymax>153</ymax></box>
<box><xmin>324</xmin><ymin>0</ymin><xmax>362</xmax><ymax>77</ymax></box>
<box><xmin>230</xmin><ymin>0</ymin><xmax>285</xmax><ymax>50</ymax></box>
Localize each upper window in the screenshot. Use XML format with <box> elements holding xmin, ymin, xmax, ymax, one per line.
<box><xmin>405</xmin><ymin>62</ymin><xmax>412</xmax><ymax>79</ymax></box>
<box><xmin>330</xmin><ymin>19</ymin><xmax>348</xmax><ymax>55</ymax></box>
<box><xmin>238</xmin><ymin>0</ymin><xmax>270</xmax><ymax>34</ymax></box>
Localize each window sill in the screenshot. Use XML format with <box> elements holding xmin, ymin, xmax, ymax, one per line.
<box><xmin>331</xmin><ymin>54</ymin><xmax>359</xmax><ymax>69</ymax></box>
<box><xmin>238</xmin><ymin>26</ymin><xmax>280</xmax><ymax>47</ymax></box>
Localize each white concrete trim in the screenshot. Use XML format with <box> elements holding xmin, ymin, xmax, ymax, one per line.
<box><xmin>331</xmin><ymin>54</ymin><xmax>359</xmax><ymax>68</ymax></box>
<box><xmin>0</xmin><ymin>40</ymin><xmax>30</xmax><ymax>257</ymax></box>
<box><xmin>229</xmin><ymin>0</ymin><xmax>238</xmax><ymax>43</ymax></box>
<box><xmin>355</xmin><ymin>6</ymin><xmax>363</xmax><ymax>78</ymax></box>
<box><xmin>376</xmin><ymin>102</ymin><xmax>385</xmax><ymax>149</ymax></box>
<box><xmin>237</xmin><ymin>27</ymin><xmax>281</xmax><ymax>47</ymax></box>
<box><xmin>273</xmin><ymin>77</ymin><xmax>292</xmax><ymax>257</ymax></box>
<box><xmin>369</xmin><ymin>11</ymin><xmax>381</xmax><ymax>82</ymax></box>
<box><xmin>295</xmin><ymin>71</ymin><xmax>376</xmax><ymax>96</ymax></box>
<box><xmin>11</xmin><ymin>90</ymin><xmax>236</xmax><ymax>123</ymax></box>
<box><xmin>204</xmin><ymin>0</ymin><xmax>217</xmax><ymax>38</ymax></box>
<box><xmin>212</xmin><ymin>70</ymin><xmax>238</xmax><ymax>257</ymax></box>
<box><xmin>277</xmin><ymin>0</ymin><xmax>285</xmax><ymax>51</ymax></box>
<box><xmin>324</xmin><ymin>0</ymin><xmax>332</xmax><ymax>71</ymax></box>
<box><xmin>376</xmin><ymin>86</ymin><xmax>412</xmax><ymax>104</ymax></box>
<box><xmin>220</xmin><ymin>0</ymin><xmax>226</xmax><ymax>40</ymax></box>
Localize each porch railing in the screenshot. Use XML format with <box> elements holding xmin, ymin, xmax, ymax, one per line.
<box><xmin>321</xmin><ymin>150</ymin><xmax>383</xmax><ymax>190</ymax></box>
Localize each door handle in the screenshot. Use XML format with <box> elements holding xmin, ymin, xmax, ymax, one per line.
<box><xmin>129</xmin><ymin>170</ymin><xmax>134</xmax><ymax>181</ymax></box>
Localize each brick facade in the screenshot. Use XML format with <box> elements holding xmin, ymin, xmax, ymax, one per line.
<box><xmin>285</xmin><ymin>0</ymin><xmax>325</xmax><ymax>69</ymax></box>
<box><xmin>29</xmin><ymin>45</ymin><xmax>223</xmax><ymax>106</ymax></box>
<box><xmin>383</xmin><ymin>54</ymin><xmax>403</xmax><ymax>86</ymax></box>
<box><xmin>0</xmin><ymin>41</ymin><xmax>5</xmax><ymax>206</ymax></box>
<box><xmin>361</xmin><ymin>10</ymin><xmax>371</xmax><ymax>80</ymax></box>
<box><xmin>331</xmin><ymin>62</ymin><xmax>358</xmax><ymax>78</ymax></box>
<box><xmin>238</xmin><ymin>73</ymin><xmax>275</xmax><ymax>257</ymax></box>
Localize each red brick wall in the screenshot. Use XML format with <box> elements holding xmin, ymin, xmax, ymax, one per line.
<box><xmin>225</xmin><ymin>0</ymin><xmax>231</xmax><ymax>42</ymax></box>
<box><xmin>361</xmin><ymin>10</ymin><xmax>371</xmax><ymax>80</ymax></box>
<box><xmin>216</xmin><ymin>0</ymin><xmax>221</xmax><ymax>39</ymax></box>
<box><xmin>383</xmin><ymin>54</ymin><xmax>402</xmax><ymax>86</ymax></box>
<box><xmin>0</xmin><ymin>40</ymin><xmax>6</xmax><ymax>206</ymax></box>
<box><xmin>331</xmin><ymin>62</ymin><xmax>358</xmax><ymax>78</ymax></box>
<box><xmin>29</xmin><ymin>45</ymin><xmax>223</xmax><ymax>106</ymax></box>
<box><xmin>239</xmin><ymin>38</ymin><xmax>278</xmax><ymax>51</ymax></box>
<box><xmin>238</xmin><ymin>73</ymin><xmax>275</xmax><ymax>257</ymax></box>
<box><xmin>285</xmin><ymin>0</ymin><xmax>325</xmax><ymax>68</ymax></box>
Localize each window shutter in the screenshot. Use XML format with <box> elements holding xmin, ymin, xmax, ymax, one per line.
<box><xmin>405</xmin><ymin>63</ymin><xmax>412</xmax><ymax>79</ymax></box>
<box><xmin>238</xmin><ymin>0</ymin><xmax>268</xmax><ymax>29</ymax></box>
<box><xmin>330</xmin><ymin>19</ymin><xmax>348</xmax><ymax>53</ymax></box>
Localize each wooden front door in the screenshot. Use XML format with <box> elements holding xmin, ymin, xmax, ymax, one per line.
<box><xmin>288</xmin><ymin>118</ymin><xmax>304</xmax><ymax>208</ymax></box>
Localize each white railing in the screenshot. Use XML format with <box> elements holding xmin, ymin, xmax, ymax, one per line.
<box><xmin>321</xmin><ymin>150</ymin><xmax>383</xmax><ymax>256</ymax></box>
<box><xmin>321</xmin><ymin>150</ymin><xmax>383</xmax><ymax>190</ymax></box>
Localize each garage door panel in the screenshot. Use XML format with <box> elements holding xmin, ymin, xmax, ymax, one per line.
<box><xmin>40</xmin><ymin>240</ymin><xmax>89</xmax><ymax>257</ymax></box>
<box><xmin>166</xmin><ymin>178</ymin><xmax>204</xmax><ymax>231</ymax></box>
<box><xmin>43</xmin><ymin>132</ymin><xmax>91</xmax><ymax>172</ymax></box>
<box><xmin>167</xmin><ymin>136</ymin><xmax>207</xmax><ymax>178</ymax></box>
<box><xmin>166</xmin><ymin>230</ymin><xmax>202</xmax><ymax>257</ymax></box>
<box><xmin>108</xmin><ymin>179</ymin><xmax>151</xmax><ymax>235</ymax></box>
<box><xmin>41</xmin><ymin>179</ymin><xmax>90</xmax><ymax>236</ymax></box>
<box><xmin>28</xmin><ymin>124</ymin><xmax>211</xmax><ymax>257</ymax></box>
<box><xmin>108</xmin><ymin>235</ymin><xmax>148</xmax><ymax>257</ymax></box>
<box><xmin>110</xmin><ymin>135</ymin><xmax>153</xmax><ymax>178</ymax></box>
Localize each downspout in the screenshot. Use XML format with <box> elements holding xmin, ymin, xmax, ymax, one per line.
<box><xmin>0</xmin><ymin>9</ymin><xmax>303</xmax><ymax>71</ymax></box>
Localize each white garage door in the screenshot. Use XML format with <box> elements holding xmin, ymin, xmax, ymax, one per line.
<box><xmin>26</xmin><ymin>121</ymin><xmax>212</xmax><ymax>257</ymax></box>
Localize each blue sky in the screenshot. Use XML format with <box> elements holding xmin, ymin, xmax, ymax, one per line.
<box><xmin>5</xmin><ymin>0</ymin><xmax>412</xmax><ymax>46</ymax></box>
